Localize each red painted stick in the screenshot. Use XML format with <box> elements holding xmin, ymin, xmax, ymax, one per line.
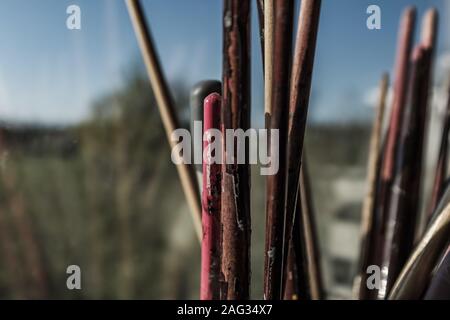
<box><xmin>201</xmin><ymin>93</ymin><xmax>222</xmax><ymax>300</ymax></box>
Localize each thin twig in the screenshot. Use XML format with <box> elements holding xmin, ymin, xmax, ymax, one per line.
<box><xmin>264</xmin><ymin>0</ymin><xmax>294</xmax><ymax>300</ymax></box>
<box><xmin>284</xmin><ymin>155</ymin><xmax>324</xmax><ymax>300</ymax></box>
<box><xmin>220</xmin><ymin>0</ymin><xmax>252</xmax><ymax>300</ymax></box>
<box><xmin>371</xmin><ymin>7</ymin><xmax>416</xmax><ymax>299</ymax></box>
<box><xmin>126</xmin><ymin>0</ymin><xmax>202</xmax><ymax>241</ymax></box>
<box><xmin>379</xmin><ymin>45</ymin><xmax>425</xmax><ymax>299</ymax></box>
<box><xmin>282</xmin><ymin>0</ymin><xmax>321</xmax><ymax>299</ymax></box>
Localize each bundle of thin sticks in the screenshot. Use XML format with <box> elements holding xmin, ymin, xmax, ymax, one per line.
<box><xmin>127</xmin><ymin>0</ymin><xmax>450</xmax><ymax>300</ymax></box>
<box><xmin>356</xmin><ymin>6</ymin><xmax>450</xmax><ymax>300</ymax></box>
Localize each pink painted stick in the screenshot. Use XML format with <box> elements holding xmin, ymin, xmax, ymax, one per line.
<box><xmin>200</xmin><ymin>93</ymin><xmax>222</xmax><ymax>300</ymax></box>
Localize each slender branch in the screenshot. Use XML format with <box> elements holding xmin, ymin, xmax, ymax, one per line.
<box><xmin>126</xmin><ymin>0</ymin><xmax>202</xmax><ymax>241</ymax></box>
<box><xmin>379</xmin><ymin>46</ymin><xmax>427</xmax><ymax>299</ymax></box>
<box><xmin>220</xmin><ymin>0</ymin><xmax>251</xmax><ymax>300</ymax></box>
<box><xmin>263</xmin><ymin>0</ymin><xmax>294</xmax><ymax>300</ymax></box>
<box><xmin>379</xmin><ymin>9</ymin><xmax>437</xmax><ymax>299</ymax></box>
<box><xmin>370</xmin><ymin>7</ymin><xmax>416</xmax><ymax>299</ymax></box>
<box><xmin>381</xmin><ymin>7</ymin><xmax>416</xmax><ymax>183</ymax></box>
<box><xmin>281</xmin><ymin>0</ymin><xmax>321</xmax><ymax>299</ymax></box>
<box><xmin>284</xmin><ymin>155</ymin><xmax>324</xmax><ymax>300</ymax></box>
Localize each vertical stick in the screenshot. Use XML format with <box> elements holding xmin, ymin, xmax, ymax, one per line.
<box><xmin>282</xmin><ymin>0</ymin><xmax>321</xmax><ymax>299</ymax></box>
<box><xmin>284</xmin><ymin>155</ymin><xmax>324</xmax><ymax>300</ymax></box>
<box><xmin>201</xmin><ymin>93</ymin><xmax>222</xmax><ymax>300</ymax></box>
<box><xmin>264</xmin><ymin>0</ymin><xmax>294</xmax><ymax>300</ymax></box>
<box><xmin>381</xmin><ymin>7</ymin><xmax>416</xmax><ymax>183</ymax></box>
<box><xmin>220</xmin><ymin>0</ymin><xmax>251</xmax><ymax>300</ymax></box>
<box><xmin>379</xmin><ymin>9</ymin><xmax>437</xmax><ymax>299</ymax></box>
<box><xmin>370</xmin><ymin>7</ymin><xmax>416</xmax><ymax>299</ymax></box>
<box><xmin>379</xmin><ymin>46</ymin><xmax>426</xmax><ymax>299</ymax></box>
<box><xmin>299</xmin><ymin>157</ymin><xmax>324</xmax><ymax>300</ymax></box>
<box><xmin>356</xmin><ymin>73</ymin><xmax>389</xmax><ymax>300</ymax></box>
<box><xmin>126</xmin><ymin>0</ymin><xmax>202</xmax><ymax>241</ymax></box>
<box><xmin>191</xmin><ymin>80</ymin><xmax>222</xmax><ymax>188</ymax></box>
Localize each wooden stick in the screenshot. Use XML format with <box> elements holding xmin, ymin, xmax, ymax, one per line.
<box><xmin>379</xmin><ymin>9</ymin><xmax>437</xmax><ymax>299</ymax></box>
<box><xmin>381</xmin><ymin>7</ymin><xmax>416</xmax><ymax>183</ymax></box>
<box><xmin>300</xmin><ymin>159</ymin><xmax>324</xmax><ymax>300</ymax></box>
<box><xmin>413</xmin><ymin>8</ymin><xmax>438</xmax><ymax>241</ymax></box>
<box><xmin>264</xmin><ymin>0</ymin><xmax>294</xmax><ymax>300</ymax></box>
<box><xmin>370</xmin><ymin>7</ymin><xmax>416</xmax><ymax>299</ymax></box>
<box><xmin>126</xmin><ymin>0</ymin><xmax>202</xmax><ymax>241</ymax></box>
<box><xmin>380</xmin><ymin>45</ymin><xmax>431</xmax><ymax>299</ymax></box>
<box><xmin>284</xmin><ymin>155</ymin><xmax>324</xmax><ymax>300</ymax></box>
<box><xmin>421</xmin><ymin>8</ymin><xmax>438</xmax><ymax>51</ymax></box>
<box><xmin>220</xmin><ymin>0</ymin><xmax>251</xmax><ymax>300</ymax></box>
<box><xmin>356</xmin><ymin>73</ymin><xmax>389</xmax><ymax>300</ymax></box>
<box><xmin>281</xmin><ymin>0</ymin><xmax>321</xmax><ymax>299</ymax></box>
<box><xmin>201</xmin><ymin>93</ymin><xmax>222</xmax><ymax>300</ymax></box>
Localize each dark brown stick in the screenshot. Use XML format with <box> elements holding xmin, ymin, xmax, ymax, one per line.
<box><xmin>282</xmin><ymin>0</ymin><xmax>321</xmax><ymax>299</ymax></box>
<box><xmin>378</xmin><ymin>46</ymin><xmax>426</xmax><ymax>299</ymax></box>
<box><xmin>370</xmin><ymin>7</ymin><xmax>416</xmax><ymax>299</ymax></box>
<box><xmin>381</xmin><ymin>7</ymin><xmax>416</xmax><ymax>183</ymax></box>
<box><xmin>379</xmin><ymin>9</ymin><xmax>437</xmax><ymax>299</ymax></box>
<box><xmin>284</xmin><ymin>155</ymin><xmax>324</xmax><ymax>300</ymax></box>
<box><xmin>264</xmin><ymin>0</ymin><xmax>294</xmax><ymax>300</ymax></box>
<box><xmin>220</xmin><ymin>0</ymin><xmax>251</xmax><ymax>300</ymax></box>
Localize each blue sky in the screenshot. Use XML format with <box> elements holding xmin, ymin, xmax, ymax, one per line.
<box><xmin>0</xmin><ymin>0</ymin><xmax>447</xmax><ymax>125</ymax></box>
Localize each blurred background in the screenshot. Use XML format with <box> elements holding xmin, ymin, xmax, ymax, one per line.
<box><xmin>0</xmin><ymin>0</ymin><xmax>448</xmax><ymax>299</ymax></box>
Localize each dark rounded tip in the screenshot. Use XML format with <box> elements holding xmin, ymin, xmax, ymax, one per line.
<box><xmin>191</xmin><ymin>80</ymin><xmax>221</xmax><ymax>122</ymax></box>
<box><xmin>191</xmin><ymin>80</ymin><xmax>222</xmax><ymax>108</ymax></box>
